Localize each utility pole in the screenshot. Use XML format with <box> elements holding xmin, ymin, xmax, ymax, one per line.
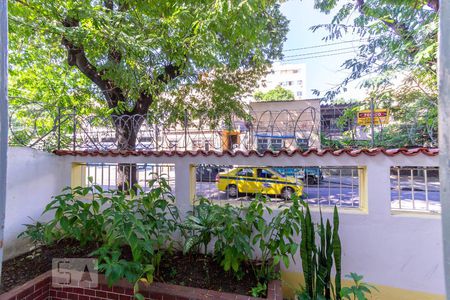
<box><xmin>370</xmin><ymin>97</ymin><xmax>375</xmax><ymax>148</ymax></box>
<box><xmin>0</xmin><ymin>0</ymin><xmax>9</xmax><ymax>280</ymax></box>
<box><xmin>439</xmin><ymin>1</ymin><xmax>450</xmax><ymax>299</ymax></box>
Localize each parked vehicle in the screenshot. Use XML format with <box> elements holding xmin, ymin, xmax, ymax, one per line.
<box><xmin>196</xmin><ymin>165</ymin><xmax>230</xmax><ymax>182</ymax></box>
<box><xmin>217</xmin><ymin>167</ymin><xmax>303</xmax><ymax>199</ymax></box>
<box><xmin>272</xmin><ymin>167</ymin><xmax>322</xmax><ymax>185</ymax></box>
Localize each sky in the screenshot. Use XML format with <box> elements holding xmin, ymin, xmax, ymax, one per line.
<box><xmin>279</xmin><ymin>0</ymin><xmax>368</xmax><ymax>101</ymax></box>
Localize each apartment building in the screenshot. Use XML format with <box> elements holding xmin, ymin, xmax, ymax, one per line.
<box><xmin>258</xmin><ymin>63</ymin><xmax>306</xmax><ymax>100</ymax></box>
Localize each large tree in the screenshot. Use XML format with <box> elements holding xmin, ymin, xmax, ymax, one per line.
<box><xmin>9</xmin><ymin>0</ymin><xmax>288</xmax><ymax>148</ymax></box>
<box><xmin>254</xmin><ymin>86</ymin><xmax>295</xmax><ymax>101</ymax></box>
<box><xmin>312</xmin><ymin>0</ymin><xmax>438</xmax><ymax>99</ymax></box>
<box><xmin>312</xmin><ymin>0</ymin><xmax>438</xmax><ymax>147</ymax></box>
<box><xmin>9</xmin><ymin>0</ymin><xmax>288</xmax><ymax>188</ymax></box>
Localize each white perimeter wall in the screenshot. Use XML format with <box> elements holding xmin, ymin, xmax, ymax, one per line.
<box><xmin>4</xmin><ymin>147</ymin><xmax>71</xmax><ymax>260</ymax></box>
<box><xmin>3</xmin><ymin>148</ymin><xmax>444</xmax><ymax>296</ymax></box>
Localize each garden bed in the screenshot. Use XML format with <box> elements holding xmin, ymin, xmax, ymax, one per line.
<box><xmin>0</xmin><ymin>270</ymin><xmax>282</xmax><ymax>300</ymax></box>
<box><xmin>0</xmin><ymin>240</ymin><xmax>282</xmax><ymax>299</ymax></box>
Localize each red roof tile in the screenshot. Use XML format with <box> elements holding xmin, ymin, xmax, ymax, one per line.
<box><xmin>53</xmin><ymin>147</ymin><xmax>439</xmax><ymax>158</ymax></box>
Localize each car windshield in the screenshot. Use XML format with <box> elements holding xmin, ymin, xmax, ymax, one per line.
<box><xmin>269</xmin><ymin>168</ymin><xmax>285</xmax><ymax>177</ymax></box>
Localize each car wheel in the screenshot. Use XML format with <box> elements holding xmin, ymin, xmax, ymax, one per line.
<box><xmin>307</xmin><ymin>176</ymin><xmax>316</xmax><ymax>185</ymax></box>
<box><xmin>281</xmin><ymin>187</ymin><xmax>294</xmax><ymax>200</ymax></box>
<box><xmin>226</xmin><ymin>184</ymin><xmax>238</xmax><ymax>198</ymax></box>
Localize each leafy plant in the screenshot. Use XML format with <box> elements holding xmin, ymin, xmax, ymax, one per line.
<box><xmin>18</xmin><ymin>219</ymin><xmax>48</xmax><ymax>246</ymax></box>
<box><xmin>250</xmin><ymin>195</ymin><xmax>302</xmax><ymax>282</ymax></box>
<box><xmin>297</xmin><ymin>204</ymin><xmax>341</xmax><ymax>300</ymax></box>
<box><xmin>29</xmin><ymin>183</ymin><xmax>109</xmax><ymax>246</ymax></box>
<box><xmin>340</xmin><ymin>273</ymin><xmax>378</xmax><ymax>300</ymax></box>
<box><xmin>182</xmin><ymin>194</ymin><xmax>302</xmax><ymax>293</ymax></box>
<box><xmin>333</xmin><ymin>207</ymin><xmax>342</xmax><ymax>299</ymax></box>
<box><xmin>250</xmin><ymin>282</ymin><xmax>268</xmax><ymax>298</ymax></box>
<box><xmin>94</xmin><ymin>178</ymin><xmax>180</xmax><ymax>288</ymax></box>
<box><xmin>213</xmin><ymin>203</ymin><xmax>253</xmax><ymax>275</ymax></box>
<box><xmin>181</xmin><ymin>198</ymin><xmax>224</xmax><ymax>255</ymax></box>
<box><xmin>182</xmin><ymin>198</ymin><xmax>254</xmax><ymax>281</ymax></box>
<box><xmin>19</xmin><ymin>176</ymin><xmax>180</xmax><ymax>297</ymax></box>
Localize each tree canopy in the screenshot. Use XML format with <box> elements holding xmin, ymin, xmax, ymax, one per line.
<box><xmin>312</xmin><ymin>0</ymin><xmax>437</xmax><ymax>99</ymax></box>
<box><xmin>313</xmin><ymin>0</ymin><xmax>438</xmax><ymax>147</ymax></box>
<box><xmin>254</xmin><ymin>86</ymin><xmax>295</xmax><ymax>101</ymax></box>
<box><xmin>9</xmin><ymin>0</ymin><xmax>289</xmax><ymax>149</ymax></box>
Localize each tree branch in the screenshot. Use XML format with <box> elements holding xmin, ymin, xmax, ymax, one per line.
<box><xmin>157</xmin><ymin>64</ymin><xmax>181</xmax><ymax>83</ymax></box>
<box><xmin>132</xmin><ymin>92</ymin><xmax>153</xmax><ymax>115</ymax></box>
<box><xmin>131</xmin><ymin>63</ymin><xmax>181</xmax><ymax>115</ymax></box>
<box><xmin>355</xmin><ymin>0</ymin><xmax>419</xmax><ymax>55</ymax></box>
<box><xmin>61</xmin><ymin>18</ymin><xmax>124</xmax><ymax>108</ymax></box>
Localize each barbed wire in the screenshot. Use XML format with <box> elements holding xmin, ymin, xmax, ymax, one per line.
<box><xmin>9</xmin><ymin>103</ymin><xmax>437</xmax><ymax>151</ymax></box>
<box><xmin>8</xmin><ymin>107</ymin><xmax>320</xmax><ymax>152</ymax></box>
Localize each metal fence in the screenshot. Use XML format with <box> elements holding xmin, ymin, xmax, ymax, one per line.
<box><xmin>74</xmin><ymin>163</ymin><xmax>441</xmax><ymax>213</ymax></box>
<box><xmin>8</xmin><ymin>107</ymin><xmax>319</xmax><ymax>152</ymax></box>
<box><xmin>390</xmin><ymin>166</ymin><xmax>440</xmax><ymax>213</ymax></box>
<box><xmin>195</xmin><ymin>164</ymin><xmax>362</xmax><ymax>208</ymax></box>
<box><xmin>81</xmin><ymin>163</ymin><xmax>175</xmax><ymax>191</ymax></box>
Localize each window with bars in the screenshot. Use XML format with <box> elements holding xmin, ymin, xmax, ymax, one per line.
<box><xmin>195</xmin><ymin>165</ymin><xmax>362</xmax><ymax>209</ymax></box>
<box><xmin>80</xmin><ymin>163</ymin><xmax>175</xmax><ymax>192</ymax></box>
<box><xmin>390</xmin><ymin>166</ymin><xmax>440</xmax><ymax>213</ymax></box>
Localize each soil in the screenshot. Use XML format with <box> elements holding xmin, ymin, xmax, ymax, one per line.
<box><xmin>0</xmin><ymin>240</ymin><xmax>262</xmax><ymax>296</ymax></box>
<box><xmin>158</xmin><ymin>252</ymin><xmax>259</xmax><ymax>296</ymax></box>
<box><xmin>0</xmin><ymin>239</ymin><xmax>99</xmax><ymax>293</ymax></box>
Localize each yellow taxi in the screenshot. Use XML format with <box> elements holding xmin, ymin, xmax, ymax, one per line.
<box><xmin>217</xmin><ymin>167</ymin><xmax>303</xmax><ymax>199</ymax></box>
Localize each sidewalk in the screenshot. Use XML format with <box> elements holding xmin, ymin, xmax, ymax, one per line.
<box><xmin>321</xmin><ymin>175</ymin><xmax>440</xmax><ymax>192</ymax></box>
<box><xmin>390</xmin><ymin>176</ymin><xmax>440</xmax><ymax>192</ymax></box>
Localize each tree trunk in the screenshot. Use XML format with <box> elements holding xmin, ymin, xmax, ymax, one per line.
<box><xmin>113</xmin><ymin>114</ymin><xmax>145</xmax><ymax>191</ymax></box>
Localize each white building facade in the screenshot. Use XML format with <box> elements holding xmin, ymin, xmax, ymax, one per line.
<box><xmin>258</xmin><ymin>63</ymin><xmax>306</xmax><ymax>100</ymax></box>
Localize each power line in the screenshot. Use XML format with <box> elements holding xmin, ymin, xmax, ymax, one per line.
<box><xmin>278</xmin><ymin>50</ymin><xmax>357</xmax><ymax>62</ymax></box>
<box><xmin>283</xmin><ymin>46</ymin><xmax>357</xmax><ymax>58</ymax></box>
<box><xmin>283</xmin><ymin>39</ymin><xmax>368</xmax><ymax>52</ymax></box>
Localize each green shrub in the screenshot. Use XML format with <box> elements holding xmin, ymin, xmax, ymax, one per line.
<box><xmin>21</xmin><ymin>176</ymin><xmax>353</xmax><ymax>299</ymax></box>
<box><xmin>19</xmin><ymin>177</ymin><xmax>180</xmax><ymax>292</ymax></box>
<box><xmin>181</xmin><ymin>198</ymin><xmax>224</xmax><ymax>255</ymax></box>
<box><xmin>340</xmin><ymin>273</ymin><xmax>378</xmax><ymax>300</ymax></box>
<box><xmin>181</xmin><ymin>198</ymin><xmax>253</xmax><ymax>281</ymax></box>
<box><xmin>249</xmin><ymin>195</ymin><xmax>301</xmax><ymax>282</ymax></box>
<box><xmin>182</xmin><ymin>194</ymin><xmax>304</xmax><ymax>297</ymax></box>
<box><xmin>36</xmin><ymin>184</ymin><xmax>108</xmax><ymax>245</ymax></box>
<box><xmin>297</xmin><ymin>204</ymin><xmax>342</xmax><ymax>300</ymax></box>
<box><xmin>213</xmin><ymin>202</ymin><xmax>253</xmax><ymax>276</ymax></box>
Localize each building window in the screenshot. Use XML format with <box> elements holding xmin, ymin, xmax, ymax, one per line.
<box><xmin>257</xmin><ymin>138</ymin><xmax>269</xmax><ymax>152</ymax></box>
<box><xmin>288</xmin><ymin>81</ymin><xmax>293</xmax><ymax>86</ymax></box>
<box><xmin>297</xmin><ymin>91</ymin><xmax>303</xmax><ymax>97</ymax></box>
<box><xmin>292</xmin><ymin>70</ymin><xmax>298</xmax><ymax>74</ymax></box>
<box><xmin>296</xmin><ymin>138</ymin><xmax>309</xmax><ymax>150</ymax></box>
<box><xmin>270</xmin><ymin>138</ymin><xmax>283</xmax><ymax>151</ymax></box>
<box><xmin>258</xmin><ymin>138</ymin><xmax>284</xmax><ymax>151</ymax></box>
<box><xmin>297</xmin><ymin>80</ymin><xmax>303</xmax><ymax>85</ymax></box>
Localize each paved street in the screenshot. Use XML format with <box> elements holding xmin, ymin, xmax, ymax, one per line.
<box><xmin>85</xmin><ymin>165</ymin><xmax>441</xmax><ymax>212</ymax></box>
<box><xmin>196</xmin><ymin>175</ymin><xmax>441</xmax><ymax>211</ymax></box>
<box><xmin>195</xmin><ymin>181</ymin><xmax>360</xmax><ymax>207</ymax></box>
